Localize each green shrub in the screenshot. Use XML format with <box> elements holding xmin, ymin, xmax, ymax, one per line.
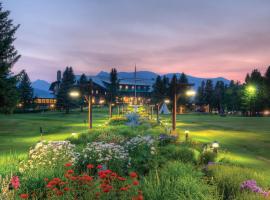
<box><xmin>108</xmin><ymin>116</ymin><xmax>128</xmax><ymax>125</ymax></box>
<box><xmin>199</xmin><ymin>150</ymin><xmax>217</xmax><ymax>165</ymax></box>
<box><xmin>142</xmin><ymin>161</ymin><xmax>219</xmax><ymax>200</ymax></box>
<box><xmin>160</xmin><ymin>144</ymin><xmax>196</xmax><ymax>163</ymax></box>
<box><xmin>207</xmin><ymin>165</ymin><xmax>269</xmax><ymax>200</ymax></box>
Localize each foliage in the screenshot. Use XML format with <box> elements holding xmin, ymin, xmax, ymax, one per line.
<box><xmin>17</xmin><ymin>70</ymin><xmax>33</xmax><ymax>110</ymax></box>
<box><xmin>106</xmin><ymin>68</ymin><xmax>119</xmax><ymax>104</ymax></box>
<box><xmin>56</xmin><ymin>66</ymin><xmax>76</xmax><ymax>113</ymax></box>
<box><xmin>108</xmin><ymin>116</ymin><xmax>128</xmax><ymax>125</ymax></box>
<box><xmin>160</xmin><ymin>144</ymin><xmax>196</xmax><ymax>163</ymax></box>
<box><xmin>152</xmin><ymin>75</ymin><xmax>168</xmax><ymax>104</ymax></box>
<box><xmin>198</xmin><ymin>150</ymin><xmax>217</xmax><ymax>165</ymax></box>
<box><xmin>77</xmin><ymin>73</ymin><xmax>89</xmax><ymax>112</ymax></box>
<box><xmin>158</xmin><ymin>134</ymin><xmax>177</xmax><ymax>146</ymax></box>
<box><xmin>77</xmin><ymin>142</ymin><xmax>129</xmax><ymax>174</ymax></box>
<box><xmin>126</xmin><ymin>112</ymin><xmax>140</xmax><ymax>126</ymax></box>
<box><xmin>0</xmin><ymin>3</ymin><xmax>21</xmax><ymax>113</ymax></box>
<box><xmin>19</xmin><ymin>141</ymin><xmax>78</xmax><ymax>173</ymax></box>
<box><xmin>124</xmin><ymin>135</ymin><xmax>157</xmax><ymax>175</ymax></box>
<box><xmin>142</xmin><ymin>161</ymin><xmax>219</xmax><ymax>200</ymax></box>
<box><xmin>207</xmin><ymin>164</ymin><xmax>269</xmax><ymax>200</ymax></box>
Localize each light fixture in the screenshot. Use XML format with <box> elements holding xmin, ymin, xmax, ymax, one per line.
<box><xmin>69</xmin><ymin>91</ymin><xmax>80</xmax><ymax>97</ymax></box>
<box><xmin>164</xmin><ymin>99</ymin><xmax>170</xmax><ymax>104</ymax></box>
<box><xmin>186</xmin><ymin>90</ymin><xmax>196</xmax><ymax>96</ymax></box>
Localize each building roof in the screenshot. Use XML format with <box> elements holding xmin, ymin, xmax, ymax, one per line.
<box><xmin>33</xmin><ymin>88</ymin><xmax>55</xmax><ymax>99</ymax></box>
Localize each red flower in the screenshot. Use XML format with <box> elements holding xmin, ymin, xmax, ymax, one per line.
<box><xmin>99</xmin><ymin>174</ymin><xmax>107</xmax><ymax>179</ymax></box>
<box><xmin>64</xmin><ymin>187</ymin><xmax>70</xmax><ymax>191</ymax></box>
<box><xmin>117</xmin><ymin>176</ymin><xmax>126</xmax><ymax>181</ymax></box>
<box><xmin>87</xmin><ymin>164</ymin><xmax>94</xmax><ymax>169</ymax></box>
<box><xmin>120</xmin><ymin>187</ymin><xmax>128</xmax><ymax>191</ymax></box>
<box><xmin>67</xmin><ymin>170</ymin><xmax>74</xmax><ymax>174</ymax></box>
<box><xmin>103</xmin><ymin>188</ymin><xmax>110</xmax><ymax>193</ymax></box>
<box><xmin>56</xmin><ymin>190</ymin><xmax>64</xmax><ymax>196</ymax></box>
<box><xmin>129</xmin><ymin>172</ymin><xmax>138</xmax><ymax>178</ymax></box>
<box><xmin>11</xmin><ymin>176</ymin><xmax>20</xmax><ymax>190</ymax></box>
<box><xmin>133</xmin><ymin>180</ymin><xmax>139</xmax><ymax>186</ymax></box>
<box><xmin>65</xmin><ymin>163</ymin><xmax>72</xmax><ymax>167</ymax></box>
<box><xmin>20</xmin><ymin>194</ymin><xmax>29</xmax><ymax>199</ymax></box>
<box><xmin>97</xmin><ymin>165</ymin><xmax>103</xmax><ymax>169</ymax></box>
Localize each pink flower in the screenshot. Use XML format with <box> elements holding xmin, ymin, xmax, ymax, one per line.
<box><xmin>11</xmin><ymin>176</ymin><xmax>20</xmax><ymax>190</ymax></box>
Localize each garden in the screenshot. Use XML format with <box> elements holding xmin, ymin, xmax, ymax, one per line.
<box><xmin>0</xmin><ymin>106</ymin><xmax>270</xmax><ymax>200</ymax></box>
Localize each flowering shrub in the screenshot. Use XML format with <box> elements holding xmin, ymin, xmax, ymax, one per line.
<box><xmin>77</xmin><ymin>142</ymin><xmax>129</xmax><ymax>173</ymax></box>
<box><xmin>241</xmin><ymin>180</ymin><xmax>269</xmax><ymax>198</ymax></box>
<box><xmin>108</xmin><ymin>116</ymin><xmax>128</xmax><ymax>125</ymax></box>
<box><xmin>19</xmin><ymin>164</ymin><xmax>143</xmax><ymax>200</ymax></box>
<box><xmin>158</xmin><ymin>134</ymin><xmax>177</xmax><ymax>146</ymax></box>
<box><xmin>0</xmin><ymin>175</ymin><xmax>16</xmax><ymax>199</ymax></box>
<box><xmin>124</xmin><ymin>136</ymin><xmax>158</xmax><ymax>175</ymax></box>
<box><xmin>125</xmin><ymin>113</ymin><xmax>140</xmax><ymax>126</ymax></box>
<box><xmin>19</xmin><ymin>141</ymin><xmax>78</xmax><ymax>173</ymax></box>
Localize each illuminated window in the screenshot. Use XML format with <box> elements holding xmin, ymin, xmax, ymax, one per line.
<box><xmin>119</xmin><ymin>85</ymin><xmax>122</xmax><ymax>89</ymax></box>
<box><xmin>96</xmin><ymin>90</ymin><xmax>98</xmax><ymax>94</ymax></box>
<box><xmin>132</xmin><ymin>86</ymin><xmax>135</xmax><ymax>89</ymax></box>
<box><xmin>125</xmin><ymin>85</ymin><xmax>128</xmax><ymax>90</ymax></box>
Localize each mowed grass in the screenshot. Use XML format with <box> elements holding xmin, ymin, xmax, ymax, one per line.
<box><xmin>161</xmin><ymin>114</ymin><xmax>270</xmax><ymax>178</ymax></box>
<box><xmin>0</xmin><ymin>107</ymin><xmax>109</xmax><ymax>155</ymax></box>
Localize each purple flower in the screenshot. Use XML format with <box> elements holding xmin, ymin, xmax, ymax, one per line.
<box><xmin>240</xmin><ymin>180</ymin><xmax>269</xmax><ymax>198</ymax></box>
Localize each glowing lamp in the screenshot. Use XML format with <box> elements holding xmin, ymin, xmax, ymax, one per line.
<box><xmin>164</xmin><ymin>99</ymin><xmax>170</xmax><ymax>104</ymax></box>
<box><xmin>69</xmin><ymin>91</ymin><xmax>80</xmax><ymax>97</ymax></box>
<box><xmin>186</xmin><ymin>90</ymin><xmax>196</xmax><ymax>96</ymax></box>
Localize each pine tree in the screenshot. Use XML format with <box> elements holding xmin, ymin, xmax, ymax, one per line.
<box><xmin>204</xmin><ymin>80</ymin><xmax>214</xmax><ymax>111</ymax></box>
<box><xmin>168</xmin><ymin>74</ymin><xmax>178</xmax><ymax>102</ymax></box>
<box><xmin>78</xmin><ymin>73</ymin><xmax>88</xmax><ymax>112</ymax></box>
<box><xmin>213</xmin><ymin>81</ymin><xmax>225</xmax><ymax>113</ymax></box>
<box><xmin>264</xmin><ymin>66</ymin><xmax>270</xmax><ymax>108</ymax></box>
<box><xmin>57</xmin><ymin>67</ymin><xmax>76</xmax><ymax>113</ymax></box>
<box><xmin>152</xmin><ymin>75</ymin><xmax>165</xmax><ymax>104</ymax></box>
<box><xmin>106</xmin><ymin>68</ymin><xmax>119</xmax><ymax>104</ymax></box>
<box><xmin>18</xmin><ymin>70</ymin><xmax>33</xmax><ymax>110</ymax></box>
<box><xmin>178</xmin><ymin>73</ymin><xmax>189</xmax><ymax>106</ymax></box>
<box><xmin>0</xmin><ymin>3</ymin><xmax>21</xmax><ymax>113</ymax></box>
<box><xmin>196</xmin><ymin>81</ymin><xmax>205</xmax><ymax>105</ymax></box>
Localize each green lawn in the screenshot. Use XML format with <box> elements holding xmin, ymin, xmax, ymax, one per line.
<box><xmin>0</xmin><ymin>108</ymin><xmax>108</xmax><ymax>155</ymax></box>
<box><xmin>161</xmin><ymin>114</ymin><xmax>270</xmax><ymax>178</ymax></box>
<box><xmin>1</xmin><ymin>110</ymin><xmax>270</xmax><ymax>179</ymax></box>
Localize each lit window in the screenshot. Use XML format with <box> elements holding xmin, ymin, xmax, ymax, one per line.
<box><xmin>96</xmin><ymin>90</ymin><xmax>98</xmax><ymax>94</ymax></box>
<box><xmin>119</xmin><ymin>85</ymin><xmax>122</xmax><ymax>89</ymax></box>
<box><xmin>125</xmin><ymin>85</ymin><xmax>128</xmax><ymax>89</ymax></box>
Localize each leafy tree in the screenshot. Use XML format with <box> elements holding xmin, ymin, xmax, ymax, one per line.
<box><xmin>204</xmin><ymin>80</ymin><xmax>214</xmax><ymax>111</ymax></box>
<box><xmin>0</xmin><ymin>3</ymin><xmax>21</xmax><ymax>113</ymax></box>
<box><xmin>18</xmin><ymin>70</ymin><xmax>33</xmax><ymax>110</ymax></box>
<box><xmin>56</xmin><ymin>67</ymin><xmax>76</xmax><ymax>113</ymax></box>
<box><xmin>243</xmin><ymin>69</ymin><xmax>266</xmax><ymax>115</ymax></box>
<box><xmin>78</xmin><ymin>73</ymin><xmax>89</xmax><ymax>112</ymax></box>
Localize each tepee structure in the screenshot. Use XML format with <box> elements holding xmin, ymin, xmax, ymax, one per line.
<box><xmin>159</xmin><ymin>103</ymin><xmax>170</xmax><ymax>114</ymax></box>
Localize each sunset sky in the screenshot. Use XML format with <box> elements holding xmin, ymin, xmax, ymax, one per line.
<box><xmin>3</xmin><ymin>0</ymin><xmax>270</xmax><ymax>82</ymax></box>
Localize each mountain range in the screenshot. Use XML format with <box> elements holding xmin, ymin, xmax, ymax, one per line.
<box><xmin>31</xmin><ymin>71</ymin><xmax>231</xmax><ymax>97</ymax></box>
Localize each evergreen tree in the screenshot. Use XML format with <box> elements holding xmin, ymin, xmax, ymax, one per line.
<box><xmin>224</xmin><ymin>81</ymin><xmax>242</xmax><ymax>112</ymax></box>
<box><xmin>168</xmin><ymin>74</ymin><xmax>178</xmax><ymax>102</ymax></box>
<box><xmin>204</xmin><ymin>80</ymin><xmax>214</xmax><ymax>111</ymax></box>
<box><xmin>178</xmin><ymin>73</ymin><xmax>189</xmax><ymax>106</ymax></box>
<box><xmin>264</xmin><ymin>66</ymin><xmax>270</xmax><ymax>108</ymax></box>
<box><xmin>18</xmin><ymin>70</ymin><xmax>33</xmax><ymax>110</ymax></box>
<box><xmin>57</xmin><ymin>67</ymin><xmax>76</xmax><ymax>113</ymax></box>
<box><xmin>213</xmin><ymin>81</ymin><xmax>225</xmax><ymax>113</ymax></box>
<box><xmin>0</xmin><ymin>3</ymin><xmax>21</xmax><ymax>113</ymax></box>
<box><xmin>196</xmin><ymin>81</ymin><xmax>205</xmax><ymax>105</ymax></box>
<box><xmin>106</xmin><ymin>68</ymin><xmax>119</xmax><ymax>104</ymax></box>
<box><xmin>78</xmin><ymin>73</ymin><xmax>88</xmax><ymax>112</ymax></box>
<box><xmin>152</xmin><ymin>75</ymin><xmax>165</xmax><ymax>104</ymax></box>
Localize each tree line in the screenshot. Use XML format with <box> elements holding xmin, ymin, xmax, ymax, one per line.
<box><xmin>151</xmin><ymin>67</ymin><xmax>270</xmax><ymax>116</ymax></box>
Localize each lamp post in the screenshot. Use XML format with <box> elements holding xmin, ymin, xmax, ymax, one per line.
<box><xmin>171</xmin><ymin>83</ymin><xmax>195</xmax><ymax>132</ymax></box>
<box><xmin>69</xmin><ymin>80</ymin><xmax>93</xmax><ymax>129</ymax></box>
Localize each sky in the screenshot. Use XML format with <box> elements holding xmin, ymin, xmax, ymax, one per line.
<box><xmin>3</xmin><ymin>0</ymin><xmax>270</xmax><ymax>82</ymax></box>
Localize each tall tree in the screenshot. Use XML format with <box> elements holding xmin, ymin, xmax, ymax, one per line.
<box><xmin>107</xmin><ymin>68</ymin><xmax>119</xmax><ymax>104</ymax></box>
<box><xmin>18</xmin><ymin>70</ymin><xmax>33</xmax><ymax>110</ymax></box>
<box><xmin>178</xmin><ymin>73</ymin><xmax>189</xmax><ymax>106</ymax></box>
<box><xmin>213</xmin><ymin>81</ymin><xmax>225</xmax><ymax>113</ymax></box>
<box><xmin>0</xmin><ymin>3</ymin><xmax>21</xmax><ymax>113</ymax></box>
<box><xmin>196</xmin><ymin>81</ymin><xmax>205</xmax><ymax>105</ymax></box>
<box><xmin>204</xmin><ymin>80</ymin><xmax>214</xmax><ymax>111</ymax></box>
<box><xmin>78</xmin><ymin>73</ymin><xmax>88</xmax><ymax>112</ymax></box>
<box><xmin>264</xmin><ymin>66</ymin><xmax>270</xmax><ymax>108</ymax></box>
<box><xmin>224</xmin><ymin>80</ymin><xmax>242</xmax><ymax>112</ymax></box>
<box><xmin>152</xmin><ymin>75</ymin><xmax>166</xmax><ymax>104</ymax></box>
<box><xmin>57</xmin><ymin>67</ymin><xmax>76</xmax><ymax>114</ymax></box>
<box><xmin>168</xmin><ymin>74</ymin><xmax>178</xmax><ymax>102</ymax></box>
